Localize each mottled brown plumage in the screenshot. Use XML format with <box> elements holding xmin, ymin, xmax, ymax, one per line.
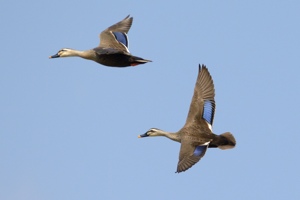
<box><xmin>139</xmin><ymin>64</ymin><xmax>236</xmax><ymax>173</ymax></box>
<box><xmin>49</xmin><ymin>15</ymin><xmax>151</xmax><ymax>67</ymax></box>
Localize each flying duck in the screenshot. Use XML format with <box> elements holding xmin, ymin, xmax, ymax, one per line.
<box><xmin>138</xmin><ymin>64</ymin><xmax>236</xmax><ymax>173</ymax></box>
<box><xmin>49</xmin><ymin>15</ymin><xmax>151</xmax><ymax>67</ymax></box>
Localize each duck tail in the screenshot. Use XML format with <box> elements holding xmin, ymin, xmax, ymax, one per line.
<box><xmin>218</xmin><ymin>132</ymin><xmax>236</xmax><ymax>150</ymax></box>
<box><xmin>130</xmin><ymin>56</ymin><xmax>152</xmax><ymax>66</ymax></box>
<box><xmin>135</xmin><ymin>58</ymin><xmax>152</xmax><ymax>63</ymax></box>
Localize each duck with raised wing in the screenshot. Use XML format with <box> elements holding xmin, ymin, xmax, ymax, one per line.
<box><xmin>49</xmin><ymin>15</ymin><xmax>151</xmax><ymax>67</ymax></box>
<box><xmin>138</xmin><ymin>64</ymin><xmax>236</xmax><ymax>173</ymax></box>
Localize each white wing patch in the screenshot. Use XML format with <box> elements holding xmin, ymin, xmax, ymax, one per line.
<box><xmin>206</xmin><ymin>121</ymin><xmax>212</xmax><ymax>131</ymax></box>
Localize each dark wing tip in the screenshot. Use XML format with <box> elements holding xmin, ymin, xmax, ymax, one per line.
<box><xmin>176</xmin><ymin>155</ymin><xmax>200</xmax><ymax>173</ymax></box>
<box><xmin>199</xmin><ymin>64</ymin><xmax>209</xmax><ymax>73</ymax></box>
<box><xmin>199</xmin><ymin>64</ymin><xmax>207</xmax><ymax>70</ymax></box>
<box><xmin>124</xmin><ymin>15</ymin><xmax>133</xmax><ymax>22</ymax></box>
<box><xmin>176</xmin><ymin>161</ymin><xmax>193</xmax><ymax>173</ymax></box>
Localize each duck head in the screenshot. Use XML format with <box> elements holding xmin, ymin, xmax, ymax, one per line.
<box><xmin>49</xmin><ymin>48</ymin><xmax>75</xmax><ymax>58</ymax></box>
<box><xmin>138</xmin><ymin>128</ymin><xmax>163</xmax><ymax>138</ymax></box>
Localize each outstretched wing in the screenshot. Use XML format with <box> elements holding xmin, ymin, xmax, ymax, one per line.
<box><xmin>103</xmin><ymin>15</ymin><xmax>132</xmax><ymax>34</ymax></box>
<box><xmin>184</xmin><ymin>64</ymin><xmax>215</xmax><ymax>129</ymax></box>
<box><xmin>98</xmin><ymin>15</ymin><xmax>133</xmax><ymax>52</ymax></box>
<box><xmin>176</xmin><ymin>140</ymin><xmax>209</xmax><ymax>173</ymax></box>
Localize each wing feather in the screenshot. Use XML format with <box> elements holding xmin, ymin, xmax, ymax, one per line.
<box><xmin>184</xmin><ymin>64</ymin><xmax>215</xmax><ymax>127</ymax></box>
<box><xmin>176</xmin><ymin>140</ymin><xmax>209</xmax><ymax>173</ymax></box>
<box><xmin>98</xmin><ymin>15</ymin><xmax>133</xmax><ymax>51</ymax></box>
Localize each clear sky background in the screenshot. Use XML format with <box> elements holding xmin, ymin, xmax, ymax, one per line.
<box><xmin>1</xmin><ymin>1</ymin><xmax>299</xmax><ymax>199</ymax></box>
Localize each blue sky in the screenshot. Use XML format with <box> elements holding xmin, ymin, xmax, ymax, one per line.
<box><xmin>1</xmin><ymin>1</ymin><xmax>300</xmax><ymax>199</ymax></box>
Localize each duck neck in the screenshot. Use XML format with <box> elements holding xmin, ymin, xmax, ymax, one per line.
<box><xmin>68</xmin><ymin>49</ymin><xmax>96</xmax><ymax>61</ymax></box>
<box><xmin>156</xmin><ymin>130</ymin><xmax>180</xmax><ymax>143</ymax></box>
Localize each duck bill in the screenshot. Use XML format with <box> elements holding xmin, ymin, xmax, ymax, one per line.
<box><xmin>138</xmin><ymin>132</ymin><xmax>149</xmax><ymax>138</ymax></box>
<box><xmin>49</xmin><ymin>53</ymin><xmax>60</xmax><ymax>58</ymax></box>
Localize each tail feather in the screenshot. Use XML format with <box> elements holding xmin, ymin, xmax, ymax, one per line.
<box><xmin>135</xmin><ymin>59</ymin><xmax>152</xmax><ymax>63</ymax></box>
<box><xmin>130</xmin><ymin>56</ymin><xmax>152</xmax><ymax>66</ymax></box>
<box><xmin>218</xmin><ymin>132</ymin><xmax>236</xmax><ymax>150</ymax></box>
